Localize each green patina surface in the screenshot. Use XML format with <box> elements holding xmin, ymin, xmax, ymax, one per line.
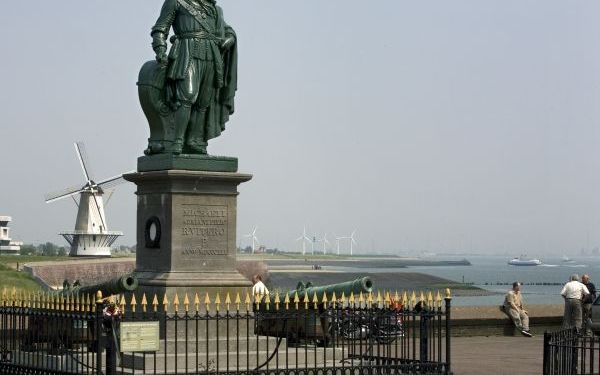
<box><xmin>139</xmin><ymin>0</ymin><xmax>238</xmax><ymax>157</ymax></box>
<box><xmin>138</xmin><ymin>153</ymin><xmax>238</xmax><ymax>172</ymax></box>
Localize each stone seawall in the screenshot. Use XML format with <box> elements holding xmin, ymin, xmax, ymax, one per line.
<box><xmin>451</xmin><ymin>304</ymin><xmax>563</xmax><ymax>336</ymax></box>
<box><xmin>24</xmin><ymin>258</ymin><xmax>136</xmax><ymax>289</ymax></box>
<box><xmin>23</xmin><ymin>258</ymin><xmax>266</xmax><ymax>290</ymax></box>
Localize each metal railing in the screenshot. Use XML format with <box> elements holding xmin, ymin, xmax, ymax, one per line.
<box><xmin>544</xmin><ymin>329</ymin><xmax>600</xmax><ymax>375</ymax></box>
<box><xmin>0</xmin><ymin>289</ymin><xmax>452</xmax><ymax>374</ymax></box>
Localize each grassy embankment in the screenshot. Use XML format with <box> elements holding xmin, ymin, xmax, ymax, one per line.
<box><xmin>0</xmin><ymin>256</ymin><xmax>70</xmax><ymax>293</ymax></box>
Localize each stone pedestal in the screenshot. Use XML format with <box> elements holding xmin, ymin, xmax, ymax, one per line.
<box><xmin>124</xmin><ymin>169</ymin><xmax>253</xmax><ymax>301</ymax></box>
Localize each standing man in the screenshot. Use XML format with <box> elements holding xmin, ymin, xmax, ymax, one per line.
<box><xmin>582</xmin><ymin>274</ymin><xmax>597</xmax><ymax>335</ymax></box>
<box><xmin>151</xmin><ymin>0</ymin><xmax>238</xmax><ymax>155</ymax></box>
<box><xmin>503</xmin><ymin>282</ymin><xmax>532</xmax><ymax>337</ymax></box>
<box><xmin>561</xmin><ymin>274</ymin><xmax>590</xmax><ymax>330</ymax></box>
<box><xmin>252</xmin><ymin>275</ymin><xmax>269</xmax><ymax>302</ymax></box>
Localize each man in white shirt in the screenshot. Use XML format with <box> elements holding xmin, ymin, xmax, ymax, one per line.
<box><xmin>252</xmin><ymin>275</ymin><xmax>269</xmax><ymax>302</ymax></box>
<box><xmin>561</xmin><ymin>274</ymin><xmax>590</xmax><ymax>330</ymax></box>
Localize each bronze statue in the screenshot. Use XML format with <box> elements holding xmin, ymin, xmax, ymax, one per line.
<box><xmin>138</xmin><ymin>0</ymin><xmax>238</xmax><ymax>156</ymax></box>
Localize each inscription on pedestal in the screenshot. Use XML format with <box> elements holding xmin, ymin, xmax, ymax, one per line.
<box><xmin>180</xmin><ymin>205</ymin><xmax>228</xmax><ymax>257</ymax></box>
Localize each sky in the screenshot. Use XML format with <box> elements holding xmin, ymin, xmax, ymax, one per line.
<box><xmin>1</xmin><ymin>1</ymin><xmax>599</xmax><ymax>256</ymax></box>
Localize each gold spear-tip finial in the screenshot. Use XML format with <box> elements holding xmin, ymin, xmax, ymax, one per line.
<box><xmin>215</xmin><ymin>293</ymin><xmax>222</xmax><ymax>312</ymax></box>
<box><xmin>130</xmin><ymin>294</ymin><xmax>137</xmax><ymax>313</ymax></box>
<box><xmin>225</xmin><ymin>292</ymin><xmax>232</xmax><ymax>311</ymax></box>
<box><xmin>445</xmin><ymin>288</ymin><xmax>452</xmax><ymax>299</ymax></box>
<box><xmin>194</xmin><ymin>293</ymin><xmax>201</xmax><ymax>313</ymax></box>
<box><xmin>173</xmin><ymin>293</ymin><xmax>180</xmax><ymax>313</ymax></box>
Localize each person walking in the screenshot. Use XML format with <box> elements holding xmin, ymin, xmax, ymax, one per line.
<box><xmin>582</xmin><ymin>274</ymin><xmax>597</xmax><ymax>335</ymax></box>
<box><xmin>561</xmin><ymin>274</ymin><xmax>590</xmax><ymax>331</ymax></box>
<box><xmin>503</xmin><ymin>282</ymin><xmax>532</xmax><ymax>337</ymax></box>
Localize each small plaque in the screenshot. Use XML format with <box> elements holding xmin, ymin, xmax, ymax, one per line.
<box><xmin>120</xmin><ymin>321</ymin><xmax>160</xmax><ymax>352</ymax></box>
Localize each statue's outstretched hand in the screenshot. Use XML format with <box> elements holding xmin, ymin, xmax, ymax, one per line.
<box><xmin>221</xmin><ymin>36</ymin><xmax>235</xmax><ymax>51</ymax></box>
<box><xmin>155</xmin><ymin>46</ymin><xmax>168</xmax><ymax>64</ymax></box>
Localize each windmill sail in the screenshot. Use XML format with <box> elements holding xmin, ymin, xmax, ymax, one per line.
<box><xmin>75</xmin><ymin>142</ymin><xmax>94</xmax><ymax>184</ymax></box>
<box><xmin>45</xmin><ymin>184</ymin><xmax>85</xmax><ymax>203</ymax></box>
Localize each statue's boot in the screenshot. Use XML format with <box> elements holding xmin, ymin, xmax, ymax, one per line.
<box><xmin>172</xmin><ymin>105</ymin><xmax>192</xmax><ymax>155</ymax></box>
<box><xmin>186</xmin><ymin>109</ymin><xmax>208</xmax><ymax>154</ymax></box>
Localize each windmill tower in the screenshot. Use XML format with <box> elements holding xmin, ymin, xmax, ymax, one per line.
<box><xmin>45</xmin><ymin>142</ymin><xmax>130</xmax><ymax>257</ymax></box>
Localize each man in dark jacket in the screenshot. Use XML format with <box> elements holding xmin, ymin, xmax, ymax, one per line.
<box><xmin>582</xmin><ymin>274</ymin><xmax>596</xmax><ymax>335</ymax></box>
<box><xmin>151</xmin><ymin>0</ymin><xmax>237</xmax><ymax>155</ymax></box>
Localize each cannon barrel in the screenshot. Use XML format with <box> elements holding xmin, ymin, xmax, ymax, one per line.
<box><xmin>60</xmin><ymin>274</ymin><xmax>139</xmax><ymax>297</ymax></box>
<box><xmin>286</xmin><ymin>276</ymin><xmax>373</xmax><ymax>301</ymax></box>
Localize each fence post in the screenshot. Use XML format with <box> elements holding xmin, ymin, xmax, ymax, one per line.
<box><xmin>419</xmin><ymin>310</ymin><xmax>429</xmax><ymax>362</ymax></box>
<box><xmin>106</xmin><ymin>324</ymin><xmax>117</xmax><ymax>375</ymax></box>
<box><xmin>542</xmin><ymin>331</ymin><xmax>550</xmax><ymax>375</ymax></box>
<box><xmin>571</xmin><ymin>329</ymin><xmax>578</xmax><ymax>375</ymax></box>
<box><xmin>95</xmin><ymin>291</ymin><xmax>104</xmax><ymax>375</ymax></box>
<box><xmin>444</xmin><ymin>293</ymin><xmax>452</xmax><ymax>375</ymax></box>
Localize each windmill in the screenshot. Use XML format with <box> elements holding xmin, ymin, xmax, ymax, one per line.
<box><xmin>295</xmin><ymin>226</ymin><xmax>311</xmax><ymax>255</ymax></box>
<box><xmin>45</xmin><ymin>142</ymin><xmax>130</xmax><ymax>257</ymax></box>
<box><xmin>244</xmin><ymin>227</ymin><xmax>259</xmax><ymax>254</ymax></box>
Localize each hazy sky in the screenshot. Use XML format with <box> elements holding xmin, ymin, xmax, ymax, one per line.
<box><xmin>1</xmin><ymin>1</ymin><xmax>599</xmax><ymax>256</ymax></box>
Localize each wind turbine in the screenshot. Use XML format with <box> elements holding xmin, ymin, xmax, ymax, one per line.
<box><xmin>335</xmin><ymin>234</ymin><xmax>343</xmax><ymax>256</ymax></box>
<box><xmin>349</xmin><ymin>230</ymin><xmax>357</xmax><ymax>256</ymax></box>
<box><xmin>244</xmin><ymin>227</ymin><xmax>259</xmax><ymax>254</ymax></box>
<box><xmin>295</xmin><ymin>226</ymin><xmax>311</xmax><ymax>255</ymax></box>
<box><xmin>338</xmin><ymin>230</ymin><xmax>358</xmax><ymax>256</ymax></box>
<box><xmin>318</xmin><ymin>233</ymin><xmax>330</xmax><ymax>254</ymax></box>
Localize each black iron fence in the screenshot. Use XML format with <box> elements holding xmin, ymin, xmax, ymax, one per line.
<box><xmin>544</xmin><ymin>329</ymin><xmax>600</xmax><ymax>375</ymax></box>
<box><xmin>0</xmin><ymin>289</ymin><xmax>452</xmax><ymax>375</ymax></box>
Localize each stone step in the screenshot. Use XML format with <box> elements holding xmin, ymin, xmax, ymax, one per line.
<box><xmin>150</xmin><ymin>335</ymin><xmax>288</xmax><ymax>353</ymax></box>
<box><xmin>121</xmin><ymin>347</ymin><xmax>345</xmax><ymax>372</ymax></box>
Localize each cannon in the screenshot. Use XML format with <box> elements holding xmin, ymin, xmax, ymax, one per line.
<box><xmin>21</xmin><ymin>275</ymin><xmax>139</xmax><ymax>353</ymax></box>
<box><xmin>286</xmin><ymin>276</ymin><xmax>373</xmax><ymax>301</ymax></box>
<box><xmin>59</xmin><ymin>274</ymin><xmax>139</xmax><ymax>297</ymax></box>
<box><xmin>255</xmin><ymin>277</ymin><xmax>374</xmax><ymax>345</ymax></box>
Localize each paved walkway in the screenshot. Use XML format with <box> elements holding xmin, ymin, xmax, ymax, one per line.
<box><xmin>452</xmin><ymin>336</ymin><xmax>543</xmax><ymax>375</ymax></box>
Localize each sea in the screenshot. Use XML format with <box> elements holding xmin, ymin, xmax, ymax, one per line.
<box><xmin>333</xmin><ymin>255</ymin><xmax>599</xmax><ymax>306</ymax></box>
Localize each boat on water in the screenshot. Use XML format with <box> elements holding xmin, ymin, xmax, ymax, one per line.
<box><xmin>508</xmin><ymin>256</ymin><xmax>542</xmax><ymax>266</ymax></box>
<box><xmin>562</xmin><ymin>256</ymin><xmax>575</xmax><ymax>263</ymax></box>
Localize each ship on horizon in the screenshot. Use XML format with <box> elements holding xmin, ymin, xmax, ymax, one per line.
<box><xmin>508</xmin><ymin>255</ymin><xmax>542</xmax><ymax>266</ymax></box>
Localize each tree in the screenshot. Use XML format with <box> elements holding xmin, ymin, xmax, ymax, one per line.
<box><xmin>19</xmin><ymin>244</ymin><xmax>37</xmax><ymax>256</ymax></box>
<box><xmin>57</xmin><ymin>247</ymin><xmax>68</xmax><ymax>256</ymax></box>
<box><xmin>40</xmin><ymin>242</ymin><xmax>58</xmax><ymax>257</ymax></box>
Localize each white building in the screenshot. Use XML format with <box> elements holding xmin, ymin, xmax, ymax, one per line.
<box><xmin>0</xmin><ymin>216</ymin><xmax>22</xmax><ymax>255</ymax></box>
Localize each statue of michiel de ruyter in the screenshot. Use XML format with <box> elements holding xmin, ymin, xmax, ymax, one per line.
<box><xmin>138</xmin><ymin>0</ymin><xmax>237</xmax><ymax>156</ymax></box>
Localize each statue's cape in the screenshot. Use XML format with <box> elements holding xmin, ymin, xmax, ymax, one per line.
<box><xmin>209</xmin><ymin>24</ymin><xmax>237</xmax><ymax>139</ymax></box>
<box><xmin>181</xmin><ymin>5</ymin><xmax>237</xmax><ymax>141</ymax></box>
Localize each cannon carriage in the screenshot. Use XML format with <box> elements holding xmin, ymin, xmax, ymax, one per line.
<box><xmin>254</xmin><ymin>277</ymin><xmax>374</xmax><ymax>345</ymax></box>
<box><xmin>19</xmin><ymin>275</ymin><xmax>138</xmax><ymax>353</ymax></box>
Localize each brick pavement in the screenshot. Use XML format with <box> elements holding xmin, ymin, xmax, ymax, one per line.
<box><xmin>452</xmin><ymin>335</ymin><xmax>543</xmax><ymax>375</ymax></box>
